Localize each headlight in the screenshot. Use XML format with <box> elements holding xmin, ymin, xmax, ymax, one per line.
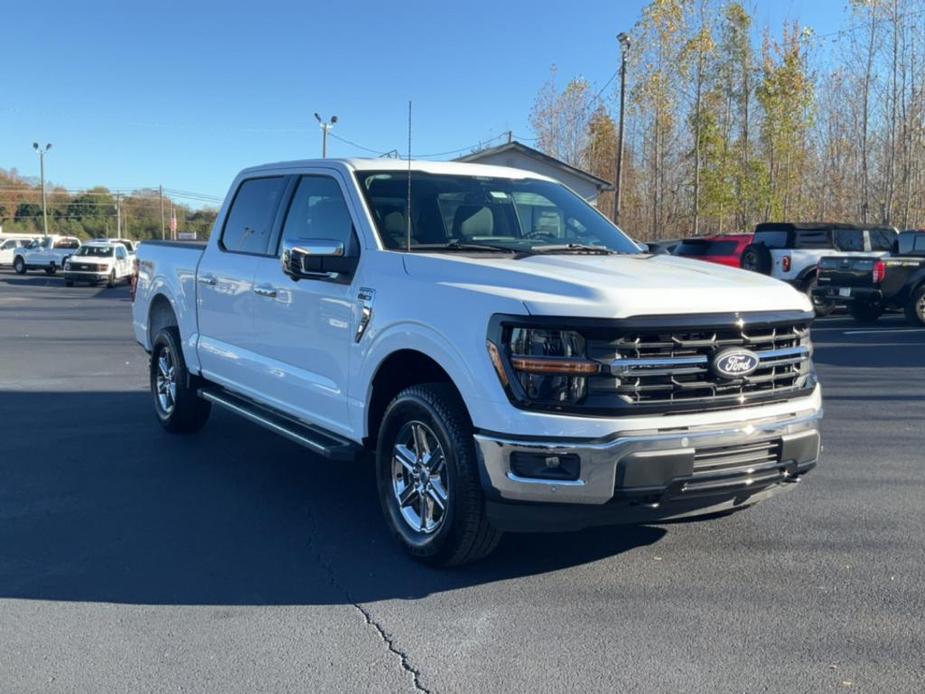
<box><xmin>488</xmin><ymin>327</ymin><xmax>599</xmax><ymax>407</ymax></box>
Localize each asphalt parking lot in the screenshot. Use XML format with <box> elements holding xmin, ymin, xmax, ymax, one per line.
<box><xmin>1</xmin><ymin>269</ymin><xmax>923</xmax><ymax>694</ymax></box>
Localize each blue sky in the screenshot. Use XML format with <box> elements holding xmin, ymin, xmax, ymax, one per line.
<box><xmin>2</xmin><ymin>0</ymin><xmax>845</xmax><ymax>205</ymax></box>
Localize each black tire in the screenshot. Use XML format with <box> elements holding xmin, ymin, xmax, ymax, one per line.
<box><xmin>14</xmin><ymin>257</ymin><xmax>26</xmax><ymax>274</ymax></box>
<box><xmin>107</xmin><ymin>269</ymin><xmax>116</xmax><ymax>288</ymax></box>
<box><xmin>848</xmin><ymin>300</ymin><xmax>883</xmax><ymax>324</ymax></box>
<box><xmin>150</xmin><ymin>326</ymin><xmax>211</xmax><ymax>434</ymax></box>
<box><xmin>805</xmin><ymin>276</ymin><xmax>835</xmax><ymax>317</ymax></box>
<box><xmin>375</xmin><ymin>383</ymin><xmax>502</xmax><ymax>567</ymax></box>
<box><xmin>65</xmin><ymin>280</ymin><xmax>74</xmax><ymax>287</ymax></box>
<box><xmin>740</xmin><ymin>244</ymin><xmax>772</xmax><ymax>274</ymax></box>
<box><xmin>904</xmin><ymin>285</ymin><xmax>925</xmax><ymax>326</ymax></box>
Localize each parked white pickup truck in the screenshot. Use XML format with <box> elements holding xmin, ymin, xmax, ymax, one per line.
<box><xmin>132</xmin><ymin>159</ymin><xmax>823</xmax><ymax>566</ymax></box>
<box><xmin>13</xmin><ymin>235</ymin><xmax>81</xmax><ymax>274</ymax></box>
<box><xmin>63</xmin><ymin>240</ymin><xmax>134</xmax><ymax>287</ymax></box>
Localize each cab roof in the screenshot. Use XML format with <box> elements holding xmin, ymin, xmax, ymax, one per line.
<box><xmin>238</xmin><ymin>158</ymin><xmax>556</xmax><ymax>183</ymax></box>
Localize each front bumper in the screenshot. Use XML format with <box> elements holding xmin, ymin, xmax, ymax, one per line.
<box><xmin>65</xmin><ymin>270</ymin><xmax>110</xmax><ymax>282</ymax></box>
<box><xmin>812</xmin><ymin>286</ymin><xmax>882</xmax><ymax>306</ymax></box>
<box><xmin>474</xmin><ymin>407</ymin><xmax>821</xmax><ymax>530</ymax></box>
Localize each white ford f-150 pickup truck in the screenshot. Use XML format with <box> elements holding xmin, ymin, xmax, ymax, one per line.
<box><xmin>132</xmin><ymin>159</ymin><xmax>823</xmax><ymax>566</ymax></box>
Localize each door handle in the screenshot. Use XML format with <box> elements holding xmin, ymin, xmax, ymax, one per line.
<box><xmin>198</xmin><ymin>274</ymin><xmax>217</xmax><ymax>286</ymax></box>
<box><xmin>254</xmin><ymin>284</ymin><xmax>277</xmax><ymax>298</ymax></box>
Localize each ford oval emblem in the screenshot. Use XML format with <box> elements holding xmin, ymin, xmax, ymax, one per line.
<box><xmin>712</xmin><ymin>348</ymin><xmax>760</xmax><ymax>379</ymax></box>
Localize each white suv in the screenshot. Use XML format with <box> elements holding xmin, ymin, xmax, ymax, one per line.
<box><xmin>741</xmin><ymin>223</ymin><xmax>897</xmax><ymax>315</ymax></box>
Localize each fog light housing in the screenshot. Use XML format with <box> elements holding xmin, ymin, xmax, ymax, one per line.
<box><xmin>509</xmin><ymin>452</ymin><xmax>580</xmax><ymax>481</ymax></box>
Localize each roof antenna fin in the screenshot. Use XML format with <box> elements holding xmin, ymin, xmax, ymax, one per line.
<box><xmin>406</xmin><ymin>100</ymin><xmax>412</xmax><ymax>252</ymax></box>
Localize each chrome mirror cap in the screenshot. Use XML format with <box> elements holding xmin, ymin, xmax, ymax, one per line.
<box><xmin>282</xmin><ymin>239</ymin><xmax>345</xmax><ymax>280</ymax></box>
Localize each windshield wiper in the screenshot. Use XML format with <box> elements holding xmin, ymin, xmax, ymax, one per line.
<box><xmin>524</xmin><ymin>243</ymin><xmax>622</xmax><ymax>256</ymax></box>
<box><xmin>409</xmin><ymin>240</ymin><xmax>519</xmax><ymax>254</ymax></box>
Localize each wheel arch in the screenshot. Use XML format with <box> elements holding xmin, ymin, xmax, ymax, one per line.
<box><xmin>365</xmin><ymin>349</ymin><xmax>465</xmax><ymax>448</ymax></box>
<box><xmin>148</xmin><ymin>293</ymin><xmax>179</xmax><ymax>344</ymax></box>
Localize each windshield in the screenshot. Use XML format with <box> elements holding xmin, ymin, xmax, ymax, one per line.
<box><xmin>76</xmin><ymin>246</ymin><xmax>113</xmax><ymax>257</ymax></box>
<box><xmin>356</xmin><ymin>171</ymin><xmax>640</xmax><ymax>254</ymax></box>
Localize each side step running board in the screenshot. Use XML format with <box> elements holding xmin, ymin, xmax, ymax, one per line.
<box><xmin>198</xmin><ymin>387</ymin><xmax>363</xmax><ymax>462</ymax></box>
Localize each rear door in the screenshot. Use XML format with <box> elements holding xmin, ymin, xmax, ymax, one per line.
<box><xmin>196</xmin><ymin>175</ymin><xmax>289</xmax><ymax>395</ymax></box>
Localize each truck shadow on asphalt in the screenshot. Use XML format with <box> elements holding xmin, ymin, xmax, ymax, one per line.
<box><xmin>0</xmin><ymin>270</ymin><xmax>132</xmax><ymax>298</ymax></box>
<box><xmin>0</xmin><ymin>390</ymin><xmax>666</xmax><ymax>606</ymax></box>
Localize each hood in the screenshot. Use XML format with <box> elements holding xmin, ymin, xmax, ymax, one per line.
<box><xmin>402</xmin><ymin>252</ymin><xmax>812</xmax><ymax>318</ymax></box>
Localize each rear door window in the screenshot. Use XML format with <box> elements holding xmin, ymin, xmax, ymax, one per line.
<box><xmin>754</xmin><ymin>230</ymin><xmax>789</xmax><ymax>248</ymax></box>
<box><xmin>221</xmin><ymin>177</ymin><xmax>287</xmax><ymax>255</ymax></box>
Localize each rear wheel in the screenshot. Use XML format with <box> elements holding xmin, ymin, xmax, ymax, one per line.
<box><xmin>848</xmin><ymin>300</ymin><xmax>883</xmax><ymax>324</ymax></box>
<box><xmin>904</xmin><ymin>286</ymin><xmax>925</xmax><ymax>326</ymax></box>
<box><xmin>376</xmin><ymin>383</ymin><xmax>502</xmax><ymax>566</ymax></box>
<box><xmin>806</xmin><ymin>277</ymin><xmax>835</xmax><ymax>317</ymax></box>
<box><xmin>14</xmin><ymin>257</ymin><xmax>26</xmax><ymax>274</ymax></box>
<box><xmin>65</xmin><ymin>280</ymin><xmax>74</xmax><ymax>287</ymax></box>
<box><xmin>150</xmin><ymin>326</ymin><xmax>211</xmax><ymax>433</ymax></box>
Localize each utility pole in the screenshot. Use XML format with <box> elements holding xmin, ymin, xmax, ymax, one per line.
<box><xmin>115</xmin><ymin>193</ymin><xmax>122</xmax><ymax>237</ymax></box>
<box><xmin>32</xmin><ymin>143</ymin><xmax>52</xmax><ymax>236</ymax></box>
<box><xmin>314</xmin><ymin>113</ymin><xmax>338</xmax><ymax>158</ymax></box>
<box><xmin>159</xmin><ymin>185</ymin><xmax>166</xmax><ymax>239</ymax></box>
<box><xmin>613</xmin><ymin>33</ymin><xmax>631</xmax><ymax>226</ymax></box>
<box><xmin>507</xmin><ymin>130</ymin><xmax>513</xmax><ymax>144</ymax></box>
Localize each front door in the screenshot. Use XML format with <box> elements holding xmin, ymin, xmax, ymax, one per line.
<box><xmin>249</xmin><ymin>173</ymin><xmax>360</xmax><ymax>437</ymax></box>
<box><xmin>196</xmin><ymin>175</ymin><xmax>288</xmax><ymax>395</ymax></box>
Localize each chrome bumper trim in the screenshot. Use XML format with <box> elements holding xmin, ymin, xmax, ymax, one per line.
<box><xmin>474</xmin><ymin>408</ymin><xmax>822</xmax><ymax>505</ymax></box>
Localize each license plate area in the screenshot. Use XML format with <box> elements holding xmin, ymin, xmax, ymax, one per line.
<box><xmin>838</xmin><ymin>287</ymin><xmax>852</xmax><ymax>297</ymax></box>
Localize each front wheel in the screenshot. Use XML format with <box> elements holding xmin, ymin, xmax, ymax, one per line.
<box><xmin>848</xmin><ymin>301</ymin><xmax>883</xmax><ymax>324</ymax></box>
<box><xmin>107</xmin><ymin>269</ymin><xmax>116</xmax><ymax>288</ymax></box>
<box><xmin>14</xmin><ymin>257</ymin><xmax>26</xmax><ymax>274</ymax></box>
<box><xmin>905</xmin><ymin>286</ymin><xmax>925</xmax><ymax>326</ymax></box>
<box><xmin>150</xmin><ymin>326</ymin><xmax>211</xmax><ymax>433</ymax></box>
<box><xmin>375</xmin><ymin>383</ymin><xmax>502</xmax><ymax>566</ymax></box>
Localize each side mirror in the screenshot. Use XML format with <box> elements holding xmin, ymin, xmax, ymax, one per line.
<box><xmin>281</xmin><ymin>238</ymin><xmax>357</xmax><ymax>280</ymax></box>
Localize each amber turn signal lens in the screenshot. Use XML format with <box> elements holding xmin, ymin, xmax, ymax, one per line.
<box><xmin>509</xmin><ymin>356</ymin><xmax>600</xmax><ymax>375</ymax></box>
<box><xmin>486</xmin><ymin>340</ymin><xmax>509</xmax><ymax>385</ymax></box>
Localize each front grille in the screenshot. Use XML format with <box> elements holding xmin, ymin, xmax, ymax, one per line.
<box><xmin>72</xmin><ymin>263</ymin><xmax>104</xmax><ymax>271</ymax></box>
<box><xmin>692</xmin><ymin>438</ymin><xmax>782</xmax><ymax>474</ymax></box>
<box><xmin>585</xmin><ymin>317</ymin><xmax>814</xmax><ymax>415</ymax></box>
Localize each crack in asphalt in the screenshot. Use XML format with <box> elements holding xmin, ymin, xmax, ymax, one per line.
<box><xmin>304</xmin><ymin>504</ymin><xmax>431</xmax><ymax>693</ymax></box>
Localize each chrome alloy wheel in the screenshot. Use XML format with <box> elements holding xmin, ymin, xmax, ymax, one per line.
<box><xmin>155</xmin><ymin>346</ymin><xmax>177</xmax><ymax>415</ymax></box>
<box><xmin>391</xmin><ymin>420</ymin><xmax>449</xmax><ymax>534</ymax></box>
<box><xmin>918</xmin><ymin>294</ymin><xmax>925</xmax><ymax>322</ymax></box>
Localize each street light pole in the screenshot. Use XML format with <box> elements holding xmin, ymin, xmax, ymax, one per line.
<box><xmin>613</xmin><ymin>33</ymin><xmax>630</xmax><ymax>226</ymax></box>
<box><xmin>314</xmin><ymin>113</ymin><xmax>338</xmax><ymax>158</ymax></box>
<box><xmin>32</xmin><ymin>142</ymin><xmax>52</xmax><ymax>236</ymax></box>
